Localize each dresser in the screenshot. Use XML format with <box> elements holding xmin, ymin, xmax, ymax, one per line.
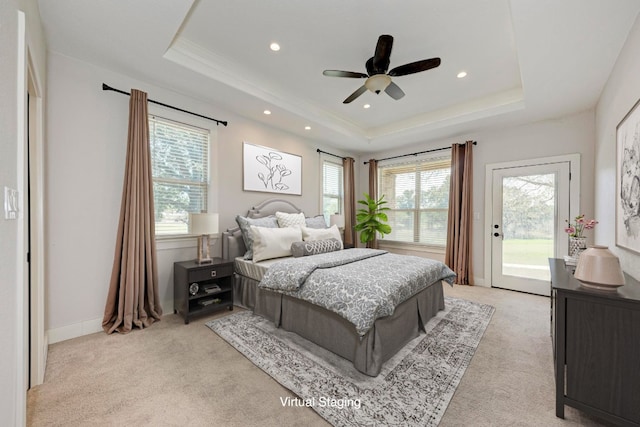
<box><xmin>549</xmin><ymin>258</ymin><xmax>640</xmax><ymax>426</ymax></box>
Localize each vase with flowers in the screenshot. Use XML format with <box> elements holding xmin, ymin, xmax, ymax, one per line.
<box><xmin>565</xmin><ymin>214</ymin><xmax>598</xmax><ymax>258</ymax></box>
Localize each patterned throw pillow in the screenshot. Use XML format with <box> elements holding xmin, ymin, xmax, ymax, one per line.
<box><xmin>276</xmin><ymin>211</ymin><xmax>306</xmax><ymax>228</ymax></box>
<box><xmin>291</xmin><ymin>238</ymin><xmax>342</xmax><ymax>257</ymax></box>
<box><xmin>305</xmin><ymin>215</ymin><xmax>328</xmax><ymax>229</ymax></box>
<box><xmin>235</xmin><ymin>215</ymin><xmax>279</xmax><ymax>259</ymax></box>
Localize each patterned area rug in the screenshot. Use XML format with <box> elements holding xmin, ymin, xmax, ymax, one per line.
<box><xmin>206</xmin><ymin>297</ymin><xmax>494</xmax><ymax>426</ymax></box>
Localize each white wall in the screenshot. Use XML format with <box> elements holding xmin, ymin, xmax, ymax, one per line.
<box><xmin>359</xmin><ymin>109</ymin><xmax>596</xmax><ymax>285</ymax></box>
<box><xmin>0</xmin><ymin>3</ymin><xmax>21</xmax><ymax>423</ymax></box>
<box><xmin>595</xmin><ymin>14</ymin><xmax>640</xmax><ymax>280</ymax></box>
<box><xmin>45</xmin><ymin>52</ymin><xmax>353</xmax><ymax>341</ymax></box>
<box><xmin>0</xmin><ymin>0</ymin><xmax>47</xmax><ymax>424</ymax></box>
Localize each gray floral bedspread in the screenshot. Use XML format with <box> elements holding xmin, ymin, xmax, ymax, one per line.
<box><xmin>258</xmin><ymin>248</ymin><xmax>456</xmax><ymax>336</ymax></box>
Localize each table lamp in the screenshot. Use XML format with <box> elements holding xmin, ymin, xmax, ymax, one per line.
<box><xmin>189</xmin><ymin>213</ymin><xmax>219</xmax><ymax>264</ymax></box>
<box><xmin>330</xmin><ymin>214</ymin><xmax>345</xmax><ymax>229</ymax></box>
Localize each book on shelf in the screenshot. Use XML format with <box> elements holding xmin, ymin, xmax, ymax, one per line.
<box><xmin>203</xmin><ymin>284</ymin><xmax>221</xmax><ymax>293</ymax></box>
<box><xmin>563</xmin><ymin>255</ymin><xmax>578</xmax><ymax>266</ymax></box>
<box><xmin>198</xmin><ymin>297</ymin><xmax>222</xmax><ymax>306</ymax></box>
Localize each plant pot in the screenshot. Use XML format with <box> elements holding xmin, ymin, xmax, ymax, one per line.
<box><xmin>569</xmin><ymin>237</ymin><xmax>587</xmax><ymax>258</ymax></box>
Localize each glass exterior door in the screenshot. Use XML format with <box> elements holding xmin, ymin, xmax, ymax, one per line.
<box><xmin>491</xmin><ymin>163</ymin><xmax>570</xmax><ymax>295</ymax></box>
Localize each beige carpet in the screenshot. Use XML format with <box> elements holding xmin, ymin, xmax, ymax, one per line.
<box><xmin>28</xmin><ymin>285</ymin><xmax>607</xmax><ymax>426</ymax></box>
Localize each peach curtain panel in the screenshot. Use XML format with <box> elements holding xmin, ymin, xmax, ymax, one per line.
<box><xmin>445</xmin><ymin>141</ymin><xmax>474</xmax><ymax>285</ymax></box>
<box><xmin>368</xmin><ymin>159</ymin><xmax>379</xmax><ymax>249</ymax></box>
<box><xmin>103</xmin><ymin>89</ymin><xmax>162</xmax><ymax>334</ymax></box>
<box><xmin>343</xmin><ymin>157</ymin><xmax>356</xmax><ymax>247</ymax></box>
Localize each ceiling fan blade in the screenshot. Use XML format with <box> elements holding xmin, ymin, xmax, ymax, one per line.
<box><xmin>385</xmin><ymin>81</ymin><xmax>405</xmax><ymax>100</ymax></box>
<box><xmin>372</xmin><ymin>35</ymin><xmax>393</xmax><ymax>74</ymax></box>
<box><xmin>343</xmin><ymin>85</ymin><xmax>367</xmax><ymax>104</ymax></box>
<box><xmin>323</xmin><ymin>70</ymin><xmax>368</xmax><ymax>78</ymax></box>
<box><xmin>388</xmin><ymin>57</ymin><xmax>441</xmax><ymax>77</ymax></box>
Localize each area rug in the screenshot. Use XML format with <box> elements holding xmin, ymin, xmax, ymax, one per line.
<box><xmin>206</xmin><ymin>297</ymin><xmax>494</xmax><ymax>426</ymax></box>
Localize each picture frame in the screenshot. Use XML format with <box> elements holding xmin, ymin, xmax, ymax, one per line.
<box><xmin>616</xmin><ymin>96</ymin><xmax>640</xmax><ymax>253</ymax></box>
<box><xmin>243</xmin><ymin>142</ymin><xmax>302</xmax><ymax>195</ymax></box>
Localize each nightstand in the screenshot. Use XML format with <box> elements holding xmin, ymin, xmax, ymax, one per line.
<box><xmin>174</xmin><ymin>258</ymin><xmax>234</xmax><ymax>324</ymax></box>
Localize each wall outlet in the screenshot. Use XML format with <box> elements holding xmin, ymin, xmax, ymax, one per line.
<box><xmin>4</xmin><ymin>186</ymin><xmax>18</xmax><ymax>220</ymax></box>
<box><xmin>473</xmin><ymin>211</ymin><xmax>480</xmax><ymax>221</ymax></box>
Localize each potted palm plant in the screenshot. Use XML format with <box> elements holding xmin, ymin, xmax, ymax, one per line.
<box><xmin>355</xmin><ymin>193</ymin><xmax>391</xmax><ymax>247</ymax></box>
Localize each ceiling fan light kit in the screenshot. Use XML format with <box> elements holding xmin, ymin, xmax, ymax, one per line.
<box><xmin>323</xmin><ymin>34</ymin><xmax>441</xmax><ymax>104</ymax></box>
<box><xmin>364</xmin><ymin>74</ymin><xmax>391</xmax><ymax>94</ymax></box>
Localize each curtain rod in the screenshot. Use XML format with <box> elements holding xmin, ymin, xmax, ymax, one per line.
<box><xmin>102</xmin><ymin>83</ymin><xmax>228</xmax><ymax>127</ymax></box>
<box><xmin>363</xmin><ymin>140</ymin><xmax>477</xmax><ymax>165</ymax></box>
<box><xmin>317</xmin><ymin>148</ymin><xmax>347</xmax><ymax>160</ymax></box>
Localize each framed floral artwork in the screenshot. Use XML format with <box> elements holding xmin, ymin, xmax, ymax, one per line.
<box><xmin>616</xmin><ymin>96</ymin><xmax>640</xmax><ymax>253</ymax></box>
<box><xmin>243</xmin><ymin>142</ymin><xmax>302</xmax><ymax>195</ymax></box>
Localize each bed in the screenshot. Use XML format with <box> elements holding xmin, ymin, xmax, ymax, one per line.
<box><xmin>222</xmin><ymin>198</ymin><xmax>456</xmax><ymax>377</ymax></box>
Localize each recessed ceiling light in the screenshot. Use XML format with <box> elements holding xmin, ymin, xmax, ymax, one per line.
<box><xmin>270</xmin><ymin>42</ymin><xmax>280</xmax><ymax>52</ymax></box>
<box><xmin>263</xmin><ymin>110</ymin><xmax>271</xmax><ymax>115</ymax></box>
<box><xmin>304</xmin><ymin>126</ymin><xmax>311</xmax><ymax>130</ymax></box>
<box><xmin>457</xmin><ymin>71</ymin><xmax>468</xmax><ymax>79</ymax></box>
<box><xmin>363</xmin><ymin>104</ymin><xmax>371</xmax><ymax>109</ymax></box>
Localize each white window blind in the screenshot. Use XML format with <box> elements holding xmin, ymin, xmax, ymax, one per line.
<box><xmin>322</xmin><ymin>160</ymin><xmax>343</xmax><ymax>223</ymax></box>
<box><xmin>379</xmin><ymin>156</ymin><xmax>451</xmax><ymax>246</ymax></box>
<box><xmin>149</xmin><ymin>115</ymin><xmax>210</xmax><ymax>235</ymax></box>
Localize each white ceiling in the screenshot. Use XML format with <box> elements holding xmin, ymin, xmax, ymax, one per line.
<box><xmin>38</xmin><ymin>0</ymin><xmax>640</xmax><ymax>154</ymax></box>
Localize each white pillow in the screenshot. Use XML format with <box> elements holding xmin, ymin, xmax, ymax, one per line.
<box><xmin>276</xmin><ymin>211</ymin><xmax>306</xmax><ymax>228</ymax></box>
<box><xmin>250</xmin><ymin>225</ymin><xmax>302</xmax><ymax>262</ymax></box>
<box><xmin>301</xmin><ymin>224</ymin><xmax>343</xmax><ymax>249</ymax></box>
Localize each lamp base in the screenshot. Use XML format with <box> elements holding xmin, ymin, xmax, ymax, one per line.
<box><xmin>196</xmin><ymin>235</ymin><xmax>213</xmax><ymax>265</ymax></box>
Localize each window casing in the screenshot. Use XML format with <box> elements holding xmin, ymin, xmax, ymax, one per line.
<box><xmin>149</xmin><ymin>115</ymin><xmax>210</xmax><ymax>235</ymax></box>
<box><xmin>379</xmin><ymin>156</ymin><xmax>451</xmax><ymax>247</ymax></box>
<box><xmin>322</xmin><ymin>159</ymin><xmax>344</xmax><ymax>224</ymax></box>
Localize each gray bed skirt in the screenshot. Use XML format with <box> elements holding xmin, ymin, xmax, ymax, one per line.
<box><xmin>233</xmin><ymin>273</ymin><xmax>445</xmax><ymax>377</ymax></box>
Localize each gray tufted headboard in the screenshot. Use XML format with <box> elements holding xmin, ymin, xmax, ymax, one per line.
<box><xmin>222</xmin><ymin>198</ymin><xmax>303</xmax><ymax>260</ymax></box>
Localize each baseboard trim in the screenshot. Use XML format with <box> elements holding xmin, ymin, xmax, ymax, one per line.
<box><xmin>48</xmin><ymin>317</ymin><xmax>103</xmax><ymax>344</ymax></box>
<box><xmin>47</xmin><ymin>299</ymin><xmax>174</xmax><ymax>344</ymax></box>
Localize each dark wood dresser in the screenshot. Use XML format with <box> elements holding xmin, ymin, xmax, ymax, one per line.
<box><xmin>549</xmin><ymin>258</ymin><xmax>640</xmax><ymax>426</ymax></box>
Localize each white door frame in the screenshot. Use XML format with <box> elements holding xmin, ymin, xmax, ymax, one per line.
<box><xmin>483</xmin><ymin>154</ymin><xmax>581</xmax><ymax>288</ymax></box>
<box><xmin>27</xmin><ymin>45</ymin><xmax>47</xmax><ymax>387</ymax></box>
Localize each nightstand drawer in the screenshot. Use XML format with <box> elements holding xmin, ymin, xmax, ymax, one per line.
<box><xmin>189</xmin><ymin>265</ymin><xmax>233</xmax><ymax>282</ymax></box>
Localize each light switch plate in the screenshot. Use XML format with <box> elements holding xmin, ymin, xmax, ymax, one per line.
<box><xmin>4</xmin><ymin>186</ymin><xmax>18</xmax><ymax>220</ymax></box>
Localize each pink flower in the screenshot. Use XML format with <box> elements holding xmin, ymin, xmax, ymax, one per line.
<box><xmin>565</xmin><ymin>216</ymin><xmax>597</xmax><ymax>237</ymax></box>
<box><xmin>584</xmin><ymin>220</ymin><xmax>598</xmax><ymax>229</ymax></box>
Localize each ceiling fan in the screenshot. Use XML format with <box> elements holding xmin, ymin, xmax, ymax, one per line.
<box><xmin>323</xmin><ymin>34</ymin><xmax>441</xmax><ymax>104</ymax></box>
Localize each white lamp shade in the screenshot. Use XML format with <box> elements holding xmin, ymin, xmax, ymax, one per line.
<box><xmin>574</xmin><ymin>245</ymin><xmax>625</xmax><ymax>289</ymax></box>
<box><xmin>189</xmin><ymin>213</ymin><xmax>219</xmax><ymax>235</ymax></box>
<box><xmin>330</xmin><ymin>214</ymin><xmax>345</xmax><ymax>228</ymax></box>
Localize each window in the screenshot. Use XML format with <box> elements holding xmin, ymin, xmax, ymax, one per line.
<box><xmin>322</xmin><ymin>159</ymin><xmax>343</xmax><ymax>223</ymax></box>
<box><xmin>149</xmin><ymin>115</ymin><xmax>210</xmax><ymax>235</ymax></box>
<box><xmin>379</xmin><ymin>156</ymin><xmax>451</xmax><ymax>246</ymax></box>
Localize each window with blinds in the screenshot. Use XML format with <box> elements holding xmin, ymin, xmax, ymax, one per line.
<box><xmin>149</xmin><ymin>115</ymin><xmax>210</xmax><ymax>235</ymax></box>
<box><xmin>322</xmin><ymin>160</ymin><xmax>343</xmax><ymax>223</ymax></box>
<box><xmin>379</xmin><ymin>156</ymin><xmax>451</xmax><ymax>246</ymax></box>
